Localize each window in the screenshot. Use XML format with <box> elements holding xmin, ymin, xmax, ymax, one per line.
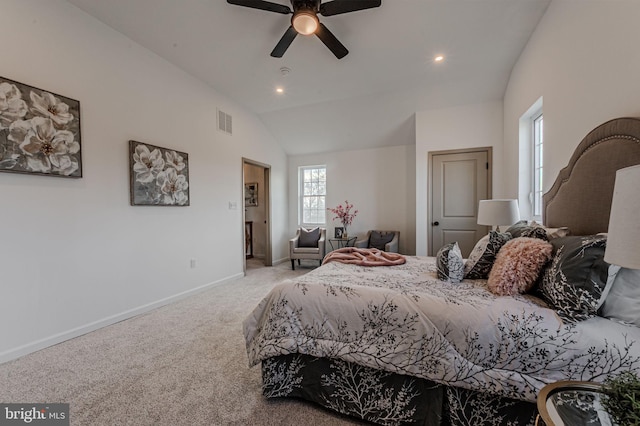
<box><xmin>518</xmin><ymin>97</ymin><xmax>543</xmax><ymax>220</ymax></box>
<box><xmin>299</xmin><ymin>165</ymin><xmax>326</xmax><ymax>226</ymax></box>
<box><xmin>532</xmin><ymin>113</ymin><xmax>544</xmax><ymax>218</ymax></box>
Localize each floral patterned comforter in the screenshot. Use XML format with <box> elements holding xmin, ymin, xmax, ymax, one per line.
<box><xmin>244</xmin><ymin>256</ymin><xmax>640</xmax><ymax>402</ymax></box>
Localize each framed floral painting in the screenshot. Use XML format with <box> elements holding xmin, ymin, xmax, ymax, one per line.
<box><xmin>129</xmin><ymin>140</ymin><xmax>190</xmax><ymax>206</ymax></box>
<box><xmin>0</xmin><ymin>76</ymin><xmax>82</xmax><ymax>177</ymax></box>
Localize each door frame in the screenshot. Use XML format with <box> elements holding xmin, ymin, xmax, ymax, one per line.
<box><xmin>242</xmin><ymin>158</ymin><xmax>272</xmax><ymax>274</ymax></box>
<box><xmin>427</xmin><ymin>147</ymin><xmax>493</xmax><ymax>256</ymax></box>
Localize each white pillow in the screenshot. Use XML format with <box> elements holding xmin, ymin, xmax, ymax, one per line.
<box><xmin>600</xmin><ymin>268</ymin><xmax>640</xmax><ymax>327</ymax></box>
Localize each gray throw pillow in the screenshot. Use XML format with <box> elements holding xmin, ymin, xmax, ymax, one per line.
<box><xmin>369</xmin><ymin>231</ymin><xmax>395</xmax><ymax>250</ymax></box>
<box><xmin>540</xmin><ymin>235</ymin><xmax>611</xmax><ymax>323</ymax></box>
<box><xmin>600</xmin><ymin>268</ymin><xmax>640</xmax><ymax>327</ymax></box>
<box><xmin>506</xmin><ymin>220</ymin><xmax>549</xmax><ymax>241</ymax></box>
<box><xmin>464</xmin><ymin>231</ymin><xmax>512</xmax><ymax>279</ymax></box>
<box><xmin>520</xmin><ymin>226</ymin><xmax>549</xmax><ymax>241</ymax></box>
<box><xmin>298</xmin><ymin>227</ymin><xmax>320</xmax><ymax>247</ymax></box>
<box><xmin>505</xmin><ymin>220</ymin><xmax>529</xmax><ymax>237</ymax></box>
<box><xmin>436</xmin><ymin>242</ymin><xmax>464</xmax><ymax>283</ymax></box>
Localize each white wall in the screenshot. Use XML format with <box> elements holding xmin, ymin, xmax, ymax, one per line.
<box><xmin>288</xmin><ymin>145</ymin><xmax>416</xmax><ymax>255</ymax></box>
<box><xmin>503</xmin><ymin>0</ymin><xmax>640</xmax><ymax>202</ymax></box>
<box><xmin>415</xmin><ymin>100</ymin><xmax>504</xmax><ymax>256</ymax></box>
<box><xmin>0</xmin><ymin>0</ymin><xmax>288</xmax><ymax>362</ymax></box>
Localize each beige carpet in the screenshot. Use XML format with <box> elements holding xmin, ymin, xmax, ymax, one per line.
<box><xmin>0</xmin><ymin>259</ymin><xmax>365</xmax><ymax>425</ymax></box>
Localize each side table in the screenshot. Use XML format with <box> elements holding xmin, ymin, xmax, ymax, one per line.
<box><xmin>536</xmin><ymin>381</ymin><xmax>614</xmax><ymax>426</ymax></box>
<box><xmin>329</xmin><ymin>236</ymin><xmax>357</xmax><ymax>251</ymax></box>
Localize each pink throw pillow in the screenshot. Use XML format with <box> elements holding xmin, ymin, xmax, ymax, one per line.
<box><xmin>487</xmin><ymin>237</ymin><xmax>553</xmax><ymax>296</ymax></box>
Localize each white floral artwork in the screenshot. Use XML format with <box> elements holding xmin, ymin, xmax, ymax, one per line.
<box><xmin>0</xmin><ymin>76</ymin><xmax>81</xmax><ymax>177</ymax></box>
<box><xmin>129</xmin><ymin>140</ymin><xmax>189</xmax><ymax>206</ymax></box>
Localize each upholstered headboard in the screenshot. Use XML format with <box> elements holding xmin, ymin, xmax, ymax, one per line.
<box><xmin>543</xmin><ymin>117</ymin><xmax>640</xmax><ymax>236</ymax></box>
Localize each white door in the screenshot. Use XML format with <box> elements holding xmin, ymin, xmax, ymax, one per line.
<box><xmin>430</xmin><ymin>150</ymin><xmax>490</xmax><ymax>257</ymax></box>
<box><xmin>242</xmin><ymin>158</ymin><xmax>272</xmax><ymax>273</ymax></box>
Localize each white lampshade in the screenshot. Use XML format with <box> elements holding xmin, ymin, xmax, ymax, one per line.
<box><xmin>477</xmin><ymin>199</ymin><xmax>520</xmax><ymax>230</ymax></box>
<box><xmin>605</xmin><ymin>165</ymin><xmax>640</xmax><ymax>269</ymax></box>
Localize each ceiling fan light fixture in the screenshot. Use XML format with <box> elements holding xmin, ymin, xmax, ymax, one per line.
<box><xmin>227</xmin><ymin>0</ymin><xmax>382</xmax><ymax>58</ymax></box>
<box><xmin>292</xmin><ymin>11</ymin><xmax>318</xmax><ymax>35</ymax></box>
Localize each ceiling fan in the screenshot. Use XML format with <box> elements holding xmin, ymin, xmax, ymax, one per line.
<box><xmin>227</xmin><ymin>0</ymin><xmax>381</xmax><ymax>59</ymax></box>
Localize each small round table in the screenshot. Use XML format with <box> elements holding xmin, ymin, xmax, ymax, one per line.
<box><xmin>329</xmin><ymin>236</ymin><xmax>357</xmax><ymax>251</ymax></box>
<box><xmin>536</xmin><ymin>381</ymin><xmax>614</xmax><ymax>426</ymax></box>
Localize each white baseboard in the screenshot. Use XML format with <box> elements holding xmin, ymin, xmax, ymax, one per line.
<box><xmin>0</xmin><ymin>272</ymin><xmax>244</xmax><ymax>364</ymax></box>
<box><xmin>272</xmin><ymin>256</ymin><xmax>290</xmax><ymax>266</ymax></box>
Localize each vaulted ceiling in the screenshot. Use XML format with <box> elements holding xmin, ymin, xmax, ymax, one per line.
<box><xmin>67</xmin><ymin>0</ymin><xmax>551</xmax><ymax>155</ymax></box>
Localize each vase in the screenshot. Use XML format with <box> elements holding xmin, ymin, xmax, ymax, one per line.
<box><xmin>342</xmin><ymin>226</ymin><xmax>348</xmax><ymax>239</ymax></box>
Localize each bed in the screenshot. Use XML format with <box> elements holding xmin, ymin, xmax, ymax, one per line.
<box><xmin>244</xmin><ymin>117</ymin><xmax>640</xmax><ymax>425</ymax></box>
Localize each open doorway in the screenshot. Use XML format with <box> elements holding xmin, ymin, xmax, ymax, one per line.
<box><xmin>242</xmin><ymin>158</ymin><xmax>272</xmax><ymax>273</ymax></box>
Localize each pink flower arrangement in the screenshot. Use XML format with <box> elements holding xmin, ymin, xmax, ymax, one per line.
<box><xmin>327</xmin><ymin>200</ymin><xmax>358</xmax><ymax>230</ymax></box>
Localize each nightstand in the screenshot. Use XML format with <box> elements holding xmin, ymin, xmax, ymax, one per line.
<box><xmin>536</xmin><ymin>381</ymin><xmax>614</xmax><ymax>426</ymax></box>
<box><xmin>328</xmin><ymin>236</ymin><xmax>357</xmax><ymax>251</ymax></box>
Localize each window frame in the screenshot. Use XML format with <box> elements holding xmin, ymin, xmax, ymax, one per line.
<box><xmin>518</xmin><ymin>97</ymin><xmax>543</xmax><ymax>221</ymax></box>
<box><xmin>532</xmin><ymin>112</ymin><xmax>544</xmax><ymax>219</ymax></box>
<box><xmin>298</xmin><ymin>165</ymin><xmax>327</xmax><ymax>227</ymax></box>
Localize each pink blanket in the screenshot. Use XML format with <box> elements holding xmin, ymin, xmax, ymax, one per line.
<box><xmin>322</xmin><ymin>247</ymin><xmax>406</xmax><ymax>266</ymax></box>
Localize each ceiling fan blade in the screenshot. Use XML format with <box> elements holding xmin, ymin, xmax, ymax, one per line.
<box><xmin>319</xmin><ymin>0</ymin><xmax>381</xmax><ymax>16</ymax></box>
<box><xmin>315</xmin><ymin>23</ymin><xmax>348</xmax><ymax>59</ymax></box>
<box><xmin>227</xmin><ymin>0</ymin><xmax>291</xmax><ymax>14</ymax></box>
<box><xmin>271</xmin><ymin>26</ymin><xmax>298</xmax><ymax>57</ymax></box>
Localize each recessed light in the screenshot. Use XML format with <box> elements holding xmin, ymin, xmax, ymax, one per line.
<box><xmin>434</xmin><ymin>55</ymin><xmax>445</xmax><ymax>63</ymax></box>
<box><xmin>276</xmin><ymin>87</ymin><xmax>284</xmax><ymax>94</ymax></box>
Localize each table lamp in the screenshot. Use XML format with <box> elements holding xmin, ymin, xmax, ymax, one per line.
<box><xmin>605</xmin><ymin>165</ymin><xmax>640</xmax><ymax>269</ymax></box>
<box><xmin>477</xmin><ymin>199</ymin><xmax>520</xmax><ymax>232</ymax></box>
